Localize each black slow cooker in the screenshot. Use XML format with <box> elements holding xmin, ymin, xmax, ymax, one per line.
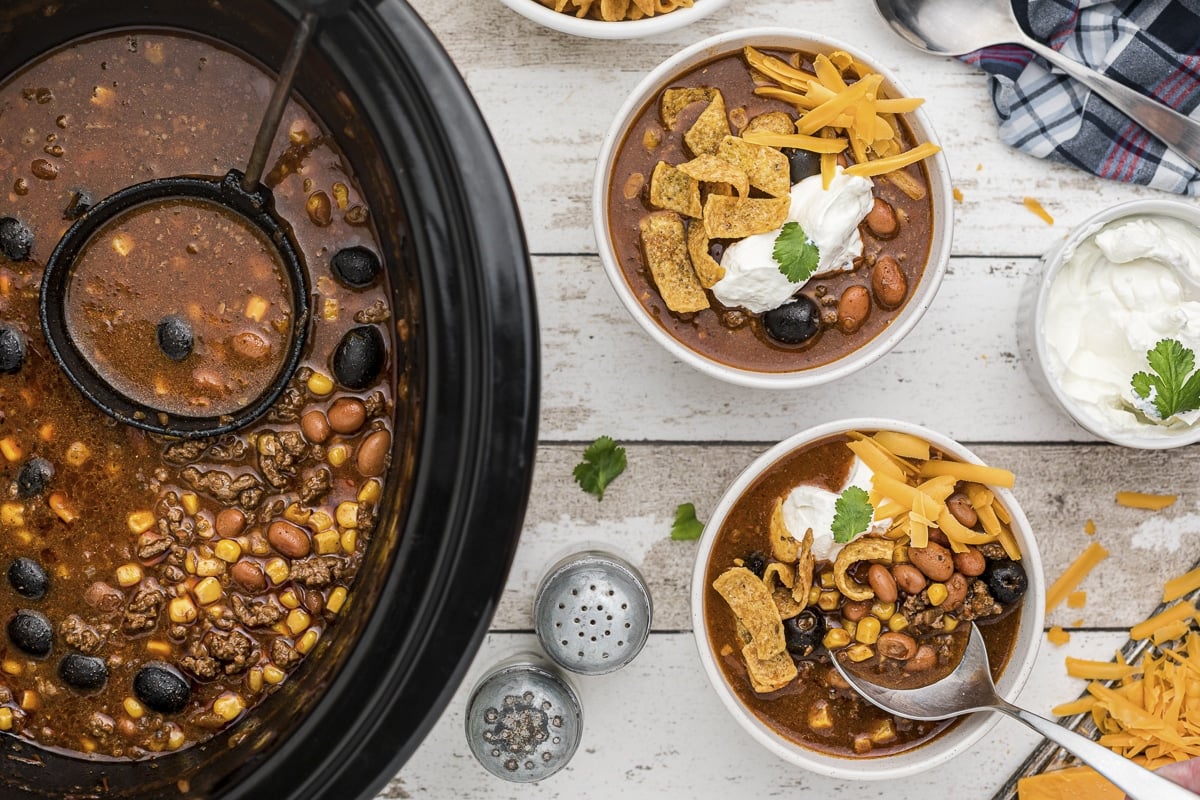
<box><xmin>0</xmin><ymin>0</ymin><xmax>538</xmax><ymax>797</ymax></box>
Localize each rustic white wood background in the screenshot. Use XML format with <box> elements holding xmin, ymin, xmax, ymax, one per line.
<box><xmin>386</xmin><ymin>0</ymin><xmax>1199</xmax><ymax>797</ymax></box>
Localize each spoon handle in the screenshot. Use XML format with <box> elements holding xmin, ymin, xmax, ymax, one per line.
<box><xmin>1019</xmin><ymin>37</ymin><xmax>1200</xmax><ymax>172</ymax></box>
<box><xmin>995</xmin><ymin>701</ymin><xmax>1199</xmax><ymax>799</ymax></box>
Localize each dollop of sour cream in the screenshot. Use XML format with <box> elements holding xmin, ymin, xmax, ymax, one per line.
<box><xmin>1043</xmin><ymin>215</ymin><xmax>1200</xmax><ymax>437</ymax></box>
<box><xmin>781</xmin><ymin>456</ymin><xmax>890</xmax><ymax>562</ymax></box>
<box><xmin>711</xmin><ymin>167</ymin><xmax>874</xmax><ymax>314</ymax></box>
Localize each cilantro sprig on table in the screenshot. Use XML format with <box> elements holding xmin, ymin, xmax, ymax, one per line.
<box><xmin>670</xmin><ymin>503</ymin><xmax>704</xmax><ymax>541</ymax></box>
<box><xmin>772</xmin><ymin>222</ymin><xmax>820</xmax><ymax>284</ymax></box>
<box><xmin>831</xmin><ymin>486</ymin><xmax>873</xmax><ymax>544</ymax></box>
<box><xmin>573</xmin><ymin>436</ymin><xmax>627</xmax><ymax>501</ymax></box>
<box><xmin>1131</xmin><ymin>339</ymin><xmax>1200</xmax><ymax>420</ymax></box>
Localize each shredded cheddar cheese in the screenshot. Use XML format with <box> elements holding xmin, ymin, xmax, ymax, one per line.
<box><xmin>1164</xmin><ymin>566</ymin><xmax>1200</xmax><ymax>603</ymax></box>
<box><xmin>1085</xmin><ymin>519</ymin><xmax>1096</xmax><ymax>535</ymax></box>
<box><xmin>1047</xmin><ymin>626</ymin><xmax>1071</xmax><ymax>646</ymax></box>
<box><xmin>1046</xmin><ymin>541</ymin><xmax>1109</xmax><ymax>613</ymax></box>
<box><xmin>1067</xmin><ymin>591</ymin><xmax>1087</xmax><ymax>609</ymax></box>
<box><xmin>1017</xmin><ymin>766</ymin><xmax>1122</xmax><ymax>799</ymax></box>
<box><xmin>952</xmin><ymin>187</ymin><xmax>963</xmax><ymax>203</ymax></box>
<box><xmin>1116</xmin><ymin>492</ymin><xmax>1178</xmax><ymax>511</ymax></box>
<box><xmin>1130</xmin><ymin>601</ymin><xmax>1197</xmax><ymax>641</ymax></box>
<box><xmin>1065</xmin><ymin>658</ymin><xmax>1140</xmax><ymax>681</ymax></box>
<box><xmin>1023</xmin><ymin>196</ymin><xmax>1054</xmax><ymax>225</ymax></box>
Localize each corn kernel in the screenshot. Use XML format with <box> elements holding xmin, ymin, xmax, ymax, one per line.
<box><xmin>167</xmin><ymin>725</ymin><xmax>186</xmax><ymax>751</ymax></box>
<box><xmin>0</xmin><ymin>437</ymin><xmax>24</xmax><ymax>462</ymax></box>
<box><xmin>808</xmin><ymin>701</ymin><xmax>834</xmax><ymax>731</ymax></box>
<box><xmin>0</xmin><ymin>708</ymin><xmax>12</xmax><ymax>731</ymax></box>
<box><xmin>111</xmin><ymin>232</ymin><xmax>134</xmax><ymax>256</ymax></box>
<box><xmin>245</xmin><ymin>295</ymin><xmax>269</xmax><ymax>322</ymax></box>
<box><xmin>307</xmin><ymin>372</ymin><xmax>334</xmax><ymax>396</ymax></box>
<box><xmin>1</xmin><ymin>503</ymin><xmax>25</xmax><ymax>527</ymax></box>
<box><xmin>279</xmin><ymin>589</ymin><xmax>300</xmax><ymax>609</ymax></box>
<box><xmin>48</xmin><ymin>491</ymin><xmax>78</xmax><ymax>524</ymax></box>
<box><xmin>817</xmin><ymin>591</ymin><xmax>840</xmax><ymax>612</ymax></box>
<box><xmin>869</xmin><ymin>718</ymin><xmax>897</xmax><ymax>745</ymax></box>
<box><xmin>169</xmin><ymin>596</ymin><xmax>197</xmax><ymax>624</ymax></box>
<box><xmin>248</xmin><ymin>668</ymin><xmax>264</xmax><ymax>694</ymax></box>
<box><xmin>213</xmin><ymin>693</ymin><xmax>245</xmax><ymax>722</ymax></box>
<box><xmin>888</xmin><ymin>615</ymin><xmax>910</xmax><ymax>632</ymax></box>
<box><xmin>340</xmin><ymin>527</ymin><xmax>357</xmax><ymax>555</ymax></box>
<box><xmin>855</xmin><ymin>616</ymin><xmax>881</xmax><ymax>645</ymax></box>
<box><xmin>807</xmin><ymin>586</ymin><xmax>821</xmax><ymax>606</ymax></box>
<box><xmin>322</xmin><ymin>297</ymin><xmax>339</xmax><ymax>321</ymax></box>
<box><xmin>184</xmin><ymin>551</ymin><xmax>197</xmax><ymax>575</ymax></box>
<box><xmin>326</xmin><ymin>445</ymin><xmax>349</xmax><ymax>468</ymax></box>
<box><xmin>20</xmin><ymin>690</ymin><xmax>39</xmax><ymax>711</ymax></box>
<box><xmin>55</xmin><ymin>564</ymin><xmax>69</xmax><ymax>580</ymax></box>
<box><xmin>357</xmin><ymin>480</ymin><xmax>381</xmax><ymax>504</ymax></box>
<box><xmin>2</xmin><ymin>660</ymin><xmax>22</xmax><ymax>676</ymax></box>
<box><xmin>37</xmin><ymin>424</ymin><xmax>54</xmax><ymax>442</ymax></box>
<box><xmin>264</xmin><ymin>558</ymin><xmax>289</xmax><ymax>585</ymax></box>
<box><xmin>81</xmin><ymin>737</ymin><xmax>98</xmax><ymax>753</ymax></box>
<box><xmin>942</xmin><ymin>615</ymin><xmax>959</xmax><ymax>633</ymax></box>
<box><xmin>845</xmin><ymin>644</ymin><xmax>875</xmax><ymax>662</ymax></box>
<box><xmin>822</xmin><ymin>628</ymin><xmax>851</xmax><ymax>649</ymax></box>
<box><xmin>263</xmin><ymin>665</ymin><xmax>286</xmax><ymax>685</ymax></box>
<box><xmin>818</xmin><ymin>571</ymin><xmax>836</xmax><ymax>590</ymax></box>
<box><xmin>286</xmin><ymin>609</ymin><xmax>311</xmax><ymax>636</ymax></box>
<box><xmin>116</xmin><ymin>563</ymin><xmax>143</xmax><ymax>587</ymax></box>
<box><xmin>327</xmin><ymin>587</ymin><xmax>347</xmax><ymax>614</ymax></box>
<box><xmin>195</xmin><ymin>558</ymin><xmax>224</xmax><ymax>578</ymax></box>
<box><xmin>284</xmin><ymin>504</ymin><xmax>312</xmax><ymax>525</ymax></box>
<box><xmin>927</xmin><ymin>582</ymin><xmax>949</xmax><ymax>607</ymax></box>
<box><xmin>194</xmin><ymin>577</ymin><xmax>223</xmax><ymax>606</ymax></box>
<box><xmin>314</xmin><ymin>530</ymin><xmax>339</xmax><ymax>555</ymax></box>
<box><xmin>309</xmin><ymin>511</ymin><xmax>335</xmax><ymax>532</ymax></box>
<box><xmin>870</xmin><ymin>601</ymin><xmax>895</xmax><ymax>622</ymax></box>
<box><xmin>214</xmin><ymin>539</ymin><xmax>242</xmax><ymax>563</ymax></box>
<box><xmin>12</xmin><ymin>529</ymin><xmax>31</xmax><ymax>545</ymax></box>
<box><xmin>295</xmin><ymin>628</ymin><xmax>319</xmax><ymax>655</ymax></box>
<box><xmin>123</xmin><ymin>697</ymin><xmax>145</xmax><ymax>720</ymax></box>
<box><xmin>65</xmin><ymin>441</ymin><xmax>91</xmax><ymax>467</ymax></box>
<box><xmin>127</xmin><ymin>511</ymin><xmax>156</xmax><ymax>534</ymax></box>
<box><xmin>335</xmin><ymin>502</ymin><xmax>359</xmax><ymax>529</ymax></box>
<box><xmin>146</xmin><ymin>640</ymin><xmax>172</xmax><ymax>657</ymax></box>
<box><xmin>181</xmin><ymin>493</ymin><xmax>200</xmax><ymax>516</ymax></box>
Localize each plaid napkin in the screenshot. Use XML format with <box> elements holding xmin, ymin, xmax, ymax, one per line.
<box><xmin>963</xmin><ymin>0</ymin><xmax>1200</xmax><ymax>194</ymax></box>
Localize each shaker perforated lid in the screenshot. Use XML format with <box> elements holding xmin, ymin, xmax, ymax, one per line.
<box><xmin>464</xmin><ymin>655</ymin><xmax>583</xmax><ymax>783</ymax></box>
<box><xmin>534</xmin><ymin>550</ymin><xmax>652</xmax><ymax>676</ymax></box>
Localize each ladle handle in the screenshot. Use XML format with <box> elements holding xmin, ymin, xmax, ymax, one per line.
<box><xmin>1020</xmin><ymin>37</ymin><xmax>1200</xmax><ymax>172</ymax></box>
<box><xmin>242</xmin><ymin>11</ymin><xmax>319</xmax><ymax>190</ymax></box>
<box><xmin>996</xmin><ymin>701</ymin><xmax>1200</xmax><ymax>799</ymax></box>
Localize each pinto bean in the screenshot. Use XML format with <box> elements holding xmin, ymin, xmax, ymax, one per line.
<box><xmin>953</xmin><ymin>547</ymin><xmax>987</xmax><ymax>577</ymax></box>
<box><xmin>867</xmin><ymin>564</ymin><xmax>898</xmax><ymax>604</ymax></box>
<box><xmin>905</xmin><ymin>644</ymin><xmax>938</xmax><ymax>672</ymax></box>
<box><xmin>865</xmin><ymin>197</ymin><xmax>898</xmax><ymax>238</ymax></box>
<box><xmin>215</xmin><ymin>508</ymin><xmax>246</xmax><ymax>538</ymax></box>
<box><xmin>836</xmin><ymin>285</ymin><xmax>871</xmax><ymax>334</ymax></box>
<box><xmin>943</xmin><ymin>572</ymin><xmax>969</xmax><ymax>611</ymax></box>
<box><xmin>267</xmin><ymin>520</ymin><xmax>311</xmax><ymax>559</ymax></box>
<box><xmin>231</xmin><ymin>331</ymin><xmax>271</xmax><ymax>360</ymax></box>
<box><xmin>946</xmin><ymin>492</ymin><xmax>978</xmax><ymax>528</ymax></box>
<box><xmin>909</xmin><ymin>542</ymin><xmax>954</xmax><ymax>582</ymax></box>
<box><xmin>327</xmin><ymin>398</ymin><xmax>367</xmax><ymax>435</ymax></box>
<box><xmin>230</xmin><ymin>560</ymin><xmax>266</xmax><ymax>592</ymax></box>
<box><xmin>356</xmin><ymin>429</ymin><xmax>391</xmax><ymax>477</ymax></box>
<box><xmin>891</xmin><ymin>564</ymin><xmax>927</xmax><ymax>595</ymax></box>
<box><xmin>877</xmin><ymin>631</ymin><xmax>918</xmax><ymax>661</ymax></box>
<box><xmin>842</xmin><ymin>600</ymin><xmax>872</xmax><ymax>622</ymax></box>
<box><xmin>300</xmin><ymin>410</ymin><xmax>330</xmax><ymax>444</ymax></box>
<box><xmin>871</xmin><ymin>255</ymin><xmax>907</xmax><ymax>309</ymax></box>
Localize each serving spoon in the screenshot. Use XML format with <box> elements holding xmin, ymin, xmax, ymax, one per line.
<box><xmin>872</xmin><ymin>0</ymin><xmax>1200</xmax><ymax>171</ymax></box>
<box><xmin>833</xmin><ymin>623</ymin><xmax>1200</xmax><ymax>800</ymax></box>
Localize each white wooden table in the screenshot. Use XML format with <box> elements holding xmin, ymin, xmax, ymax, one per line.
<box><xmin>387</xmin><ymin>2</ymin><xmax>1200</xmax><ymax>797</ymax></box>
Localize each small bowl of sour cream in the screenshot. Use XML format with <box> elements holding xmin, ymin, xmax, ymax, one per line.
<box><xmin>1022</xmin><ymin>199</ymin><xmax>1200</xmax><ymax>448</ymax></box>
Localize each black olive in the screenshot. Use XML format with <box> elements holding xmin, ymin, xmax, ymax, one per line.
<box><xmin>983</xmin><ymin>559</ymin><xmax>1028</xmax><ymax>605</ymax></box>
<box><xmin>330</xmin><ymin>246</ymin><xmax>382</xmax><ymax>288</ymax></box>
<box><xmin>133</xmin><ymin>663</ymin><xmax>192</xmax><ymax>714</ymax></box>
<box><xmin>707</xmin><ymin>240</ymin><xmax>727</xmax><ymax>264</ymax></box>
<box><xmin>332</xmin><ymin>326</ymin><xmax>385</xmax><ymax>390</ymax></box>
<box><xmin>58</xmin><ymin>653</ymin><xmax>108</xmax><ymax>692</ymax></box>
<box><xmin>763</xmin><ymin>296</ymin><xmax>821</xmax><ymax>344</ymax></box>
<box><xmin>8</xmin><ymin>609</ymin><xmax>52</xmax><ymax>657</ymax></box>
<box><xmin>63</xmin><ymin>190</ymin><xmax>93</xmax><ymax>220</ymax></box>
<box><xmin>782</xmin><ymin>148</ymin><xmax>821</xmax><ymax>184</ymax></box>
<box><xmin>0</xmin><ymin>217</ymin><xmax>32</xmax><ymax>261</ymax></box>
<box><xmin>17</xmin><ymin>457</ymin><xmax>53</xmax><ymax>498</ymax></box>
<box><xmin>783</xmin><ymin>609</ymin><xmax>827</xmax><ymax>659</ymax></box>
<box><xmin>7</xmin><ymin>557</ymin><xmax>48</xmax><ymax>600</ymax></box>
<box><xmin>743</xmin><ymin>552</ymin><xmax>766</xmax><ymax>579</ymax></box>
<box><xmin>156</xmin><ymin>315</ymin><xmax>194</xmax><ymax>362</ymax></box>
<box><xmin>0</xmin><ymin>324</ymin><xmax>27</xmax><ymax>373</ymax></box>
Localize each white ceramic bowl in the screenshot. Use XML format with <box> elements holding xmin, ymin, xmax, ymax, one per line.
<box><xmin>689</xmin><ymin>418</ymin><xmax>1045</xmax><ymax>780</ymax></box>
<box><xmin>593</xmin><ymin>29</ymin><xmax>954</xmax><ymax>389</ymax></box>
<box><xmin>1019</xmin><ymin>198</ymin><xmax>1200</xmax><ymax>449</ymax></box>
<box><xmin>496</xmin><ymin>0</ymin><xmax>728</xmax><ymax>40</ymax></box>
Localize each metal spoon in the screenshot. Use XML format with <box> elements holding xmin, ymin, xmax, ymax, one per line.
<box><xmin>833</xmin><ymin>623</ymin><xmax>1200</xmax><ymax>800</ymax></box>
<box><xmin>872</xmin><ymin>0</ymin><xmax>1200</xmax><ymax>171</ymax></box>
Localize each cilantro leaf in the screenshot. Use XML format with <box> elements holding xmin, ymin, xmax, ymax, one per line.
<box><xmin>1130</xmin><ymin>339</ymin><xmax>1200</xmax><ymax>419</ymax></box>
<box><xmin>772</xmin><ymin>221</ymin><xmax>821</xmax><ymax>283</ymax></box>
<box><xmin>831</xmin><ymin>486</ymin><xmax>873</xmax><ymax>544</ymax></box>
<box><xmin>670</xmin><ymin>502</ymin><xmax>704</xmax><ymax>541</ymax></box>
<box><xmin>573</xmin><ymin>436</ymin><xmax>627</xmax><ymax>501</ymax></box>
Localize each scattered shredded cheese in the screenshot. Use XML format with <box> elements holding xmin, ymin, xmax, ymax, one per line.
<box><xmin>1067</xmin><ymin>591</ymin><xmax>1087</xmax><ymax>609</ymax></box>
<box><xmin>1023</xmin><ymin>196</ymin><xmax>1054</xmax><ymax>225</ymax></box>
<box><xmin>1085</xmin><ymin>519</ymin><xmax>1096</xmax><ymax>535</ymax></box>
<box><xmin>1047</xmin><ymin>626</ymin><xmax>1071</xmax><ymax>646</ymax></box>
<box><xmin>1046</xmin><ymin>541</ymin><xmax>1109</xmax><ymax>613</ymax></box>
<box><xmin>1065</xmin><ymin>657</ymin><xmax>1140</xmax><ymax>681</ymax></box>
<box><xmin>1017</xmin><ymin>766</ymin><xmax>1122</xmax><ymax>799</ymax></box>
<box><xmin>1164</xmin><ymin>566</ymin><xmax>1200</xmax><ymax>603</ymax></box>
<box><xmin>952</xmin><ymin>187</ymin><xmax>963</xmax><ymax>203</ymax></box>
<box><xmin>1116</xmin><ymin>492</ymin><xmax>1178</xmax><ymax>511</ymax></box>
<box><xmin>1130</xmin><ymin>601</ymin><xmax>1197</xmax><ymax>641</ymax></box>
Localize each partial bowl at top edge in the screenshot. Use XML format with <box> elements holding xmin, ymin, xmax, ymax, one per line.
<box><xmin>689</xmin><ymin>418</ymin><xmax>1044</xmax><ymax>780</ymax></box>
<box><xmin>593</xmin><ymin>28</ymin><xmax>954</xmax><ymax>389</ymax></box>
<box><xmin>1021</xmin><ymin>198</ymin><xmax>1200</xmax><ymax>449</ymax></box>
<box><xmin>496</xmin><ymin>0</ymin><xmax>729</xmax><ymax>40</ymax></box>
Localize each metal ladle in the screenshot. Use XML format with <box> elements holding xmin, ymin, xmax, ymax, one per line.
<box><xmin>872</xmin><ymin>0</ymin><xmax>1200</xmax><ymax>171</ymax></box>
<box><xmin>834</xmin><ymin>622</ymin><xmax>1200</xmax><ymax>800</ymax></box>
<box><xmin>40</xmin><ymin>0</ymin><xmax>355</xmax><ymax>439</ymax></box>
